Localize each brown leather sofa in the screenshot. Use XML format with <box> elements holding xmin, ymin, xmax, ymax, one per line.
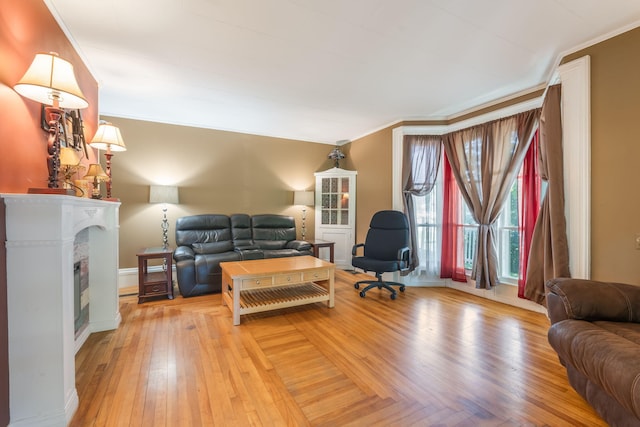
<box><xmin>173</xmin><ymin>214</ymin><xmax>312</xmax><ymax>297</ymax></box>
<box><xmin>546</xmin><ymin>278</ymin><xmax>640</xmax><ymax>426</ymax></box>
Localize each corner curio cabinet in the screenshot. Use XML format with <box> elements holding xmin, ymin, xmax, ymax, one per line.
<box><xmin>314</xmin><ymin>167</ymin><xmax>357</xmax><ymax>269</ymax></box>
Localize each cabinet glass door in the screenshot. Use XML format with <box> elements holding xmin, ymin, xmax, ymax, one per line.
<box><xmin>320</xmin><ymin>177</ymin><xmax>350</xmax><ymax>225</ymax></box>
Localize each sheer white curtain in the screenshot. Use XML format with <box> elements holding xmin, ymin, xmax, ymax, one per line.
<box><xmin>402</xmin><ymin>135</ymin><xmax>442</xmax><ymax>277</ymax></box>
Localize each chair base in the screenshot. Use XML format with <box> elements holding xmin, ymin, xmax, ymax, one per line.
<box><xmin>354</xmin><ymin>272</ymin><xmax>405</xmax><ymax>300</ymax></box>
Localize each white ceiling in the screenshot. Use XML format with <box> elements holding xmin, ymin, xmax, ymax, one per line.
<box><xmin>46</xmin><ymin>0</ymin><xmax>640</xmax><ymax>144</ymax></box>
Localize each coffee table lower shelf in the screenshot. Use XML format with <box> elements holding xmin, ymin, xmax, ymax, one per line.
<box><xmin>223</xmin><ymin>282</ymin><xmax>330</xmax><ymax>318</ymax></box>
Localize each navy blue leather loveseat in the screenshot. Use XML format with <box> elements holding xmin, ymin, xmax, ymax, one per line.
<box><xmin>173</xmin><ymin>214</ymin><xmax>312</xmax><ymax>297</ymax></box>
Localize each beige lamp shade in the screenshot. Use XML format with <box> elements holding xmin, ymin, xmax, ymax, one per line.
<box><xmin>293</xmin><ymin>190</ymin><xmax>314</xmax><ymax>206</ymax></box>
<box><xmin>83</xmin><ymin>163</ymin><xmax>108</xmax><ymax>181</ymax></box>
<box><xmin>59</xmin><ymin>147</ymin><xmax>81</xmax><ymax>166</ymax></box>
<box><xmin>13</xmin><ymin>52</ymin><xmax>88</xmax><ymax>109</ymax></box>
<box><xmin>149</xmin><ymin>185</ymin><xmax>179</xmax><ymax>204</ymax></box>
<box><xmin>90</xmin><ymin>122</ymin><xmax>127</xmax><ymax>152</ymax></box>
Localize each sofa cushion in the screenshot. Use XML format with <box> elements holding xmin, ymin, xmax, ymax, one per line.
<box><xmin>194</xmin><ymin>252</ymin><xmax>241</xmax><ymax>284</ymax></box>
<box><xmin>251</xmin><ymin>214</ymin><xmax>297</xmax><ymax>249</ymax></box>
<box><xmin>255</xmin><ymin>238</ymin><xmax>288</xmax><ymax>250</ymax></box>
<box><xmin>175</xmin><ymin>214</ymin><xmax>231</xmax><ymax>247</ymax></box>
<box><xmin>594</xmin><ymin>321</ymin><xmax>640</xmax><ymax>345</ymax></box>
<box><xmin>262</xmin><ymin>249</ymin><xmax>302</xmax><ymax>258</ymax></box>
<box><xmin>548</xmin><ymin>320</ymin><xmax>640</xmax><ymax>419</ymax></box>
<box><xmin>231</xmin><ymin>214</ymin><xmax>254</xmax><ymax>247</ymax></box>
<box><xmin>192</xmin><ymin>241</ymin><xmax>234</xmax><ymax>254</ymax></box>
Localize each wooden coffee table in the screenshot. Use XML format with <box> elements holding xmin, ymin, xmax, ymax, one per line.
<box><xmin>220</xmin><ymin>256</ymin><xmax>335</xmax><ymax>325</ymax></box>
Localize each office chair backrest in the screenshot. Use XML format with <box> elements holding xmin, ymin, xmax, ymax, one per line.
<box><xmin>364</xmin><ymin>210</ymin><xmax>409</xmax><ymax>261</ymax></box>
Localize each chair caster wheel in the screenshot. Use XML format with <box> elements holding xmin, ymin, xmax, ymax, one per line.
<box><xmin>390</xmin><ymin>293</ymin><xmax>397</xmax><ymax>300</ymax></box>
<box><xmin>354</xmin><ymin>283</ymin><xmax>360</xmax><ymax>289</ymax></box>
<box><xmin>399</xmin><ymin>286</ymin><xmax>405</xmax><ymax>292</ymax></box>
<box><xmin>359</xmin><ymin>291</ymin><xmax>366</xmax><ymax>298</ymax></box>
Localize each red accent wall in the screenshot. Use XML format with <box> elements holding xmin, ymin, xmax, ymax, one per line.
<box><xmin>0</xmin><ymin>0</ymin><xmax>99</xmax><ymax>422</ymax></box>
<box><xmin>0</xmin><ymin>0</ymin><xmax>99</xmax><ymax>192</ymax></box>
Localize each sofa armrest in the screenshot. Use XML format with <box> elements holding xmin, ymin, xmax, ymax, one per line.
<box><xmin>286</xmin><ymin>240</ymin><xmax>311</xmax><ymax>251</ymax></box>
<box><xmin>546</xmin><ymin>277</ymin><xmax>640</xmax><ymax>325</ymax></box>
<box><xmin>173</xmin><ymin>246</ymin><xmax>195</xmax><ymax>262</ymax></box>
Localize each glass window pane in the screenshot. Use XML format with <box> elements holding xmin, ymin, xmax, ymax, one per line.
<box><xmin>322</xmin><ymin>194</ymin><xmax>330</xmax><ymax>209</ymax></box>
<box><xmin>330</xmin><ymin>211</ymin><xmax>337</xmax><ymax>224</ymax></box>
<box><xmin>463</xmin><ymin>226</ymin><xmax>477</xmax><ymax>270</ymax></box>
<box><xmin>322</xmin><ymin>178</ymin><xmax>330</xmax><ymax>193</ymax></box>
<box><xmin>340</xmin><ymin>210</ymin><xmax>348</xmax><ymax>225</ymax></box>
<box><xmin>341</xmin><ymin>194</ymin><xmax>349</xmax><ymax>209</ymax></box>
<box><xmin>509</xmin><ymin>183</ymin><xmax>518</xmax><ymax>226</ymax></box>
<box><xmin>330</xmin><ymin>194</ymin><xmax>337</xmax><ymax>209</ymax></box>
<box><xmin>322</xmin><ymin>210</ymin><xmax>329</xmax><ymax>224</ymax></box>
<box><xmin>330</xmin><ymin>178</ymin><xmax>338</xmax><ymax>193</ymax></box>
<box><xmin>341</xmin><ymin>179</ymin><xmax>349</xmax><ymax>193</ymax></box>
<box><xmin>509</xmin><ymin>229</ymin><xmax>519</xmax><ymax>278</ymax></box>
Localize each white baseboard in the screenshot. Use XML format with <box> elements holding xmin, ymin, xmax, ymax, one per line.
<box><xmin>354</xmin><ymin>269</ymin><xmax>546</xmax><ymax>314</ymax></box>
<box><xmin>118</xmin><ymin>265</ymin><xmax>176</xmax><ymax>288</ymax></box>
<box><xmin>445</xmin><ymin>280</ymin><xmax>547</xmax><ymax>314</ymax></box>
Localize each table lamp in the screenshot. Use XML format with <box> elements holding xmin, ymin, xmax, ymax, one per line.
<box><xmin>59</xmin><ymin>147</ymin><xmax>84</xmax><ymax>192</ymax></box>
<box><xmin>149</xmin><ymin>185</ymin><xmax>180</xmax><ymax>248</ymax></box>
<box><xmin>14</xmin><ymin>52</ymin><xmax>88</xmax><ymax>193</ymax></box>
<box><xmin>83</xmin><ymin>163</ymin><xmax>108</xmax><ymax>199</ymax></box>
<box><xmin>293</xmin><ymin>190</ymin><xmax>314</xmax><ymax>240</ymax></box>
<box><xmin>90</xmin><ymin>121</ymin><xmax>127</xmax><ymax>200</ymax></box>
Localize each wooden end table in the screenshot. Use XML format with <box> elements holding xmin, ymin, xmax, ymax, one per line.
<box><xmin>307</xmin><ymin>239</ymin><xmax>335</xmax><ymax>263</ymax></box>
<box><xmin>136</xmin><ymin>246</ymin><xmax>174</xmax><ymax>303</ymax></box>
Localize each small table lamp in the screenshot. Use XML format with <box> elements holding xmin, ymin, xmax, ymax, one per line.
<box><xmin>83</xmin><ymin>163</ymin><xmax>108</xmax><ymax>199</ymax></box>
<box><xmin>13</xmin><ymin>52</ymin><xmax>88</xmax><ymax>193</ymax></box>
<box><xmin>90</xmin><ymin>121</ymin><xmax>126</xmax><ymax>200</ymax></box>
<box><xmin>293</xmin><ymin>190</ymin><xmax>314</xmax><ymax>240</ymax></box>
<box><xmin>149</xmin><ymin>185</ymin><xmax>180</xmax><ymax>248</ymax></box>
<box><xmin>59</xmin><ymin>147</ymin><xmax>84</xmax><ymax>192</ymax></box>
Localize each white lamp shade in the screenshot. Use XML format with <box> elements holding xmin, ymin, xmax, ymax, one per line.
<box><xmin>149</xmin><ymin>185</ymin><xmax>179</xmax><ymax>204</ymax></box>
<box><xmin>294</xmin><ymin>190</ymin><xmax>314</xmax><ymax>206</ymax></box>
<box><xmin>14</xmin><ymin>52</ymin><xmax>88</xmax><ymax>109</ymax></box>
<box><xmin>90</xmin><ymin>122</ymin><xmax>127</xmax><ymax>151</ymax></box>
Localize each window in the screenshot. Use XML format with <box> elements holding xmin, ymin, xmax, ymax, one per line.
<box><xmin>409</xmin><ymin>158</ymin><xmax>443</xmax><ymax>281</ymax></box>
<box><xmin>393</xmin><ymin>101</ymin><xmax>546</xmax><ymax>289</ymax></box>
<box><xmin>453</xmin><ymin>163</ymin><xmax>524</xmax><ymax>285</ymax></box>
<box><xmin>457</xmin><ymin>201</ymin><xmax>475</xmax><ymax>271</ymax></box>
<box><xmin>497</xmin><ymin>178</ymin><xmax>520</xmax><ymax>284</ymax></box>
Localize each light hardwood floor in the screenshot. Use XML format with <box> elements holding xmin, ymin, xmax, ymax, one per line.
<box><xmin>71</xmin><ymin>270</ymin><xmax>606</xmax><ymax>426</ymax></box>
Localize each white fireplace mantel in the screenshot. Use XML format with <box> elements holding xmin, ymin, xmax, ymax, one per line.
<box><xmin>3</xmin><ymin>194</ymin><xmax>121</xmax><ymax>426</ymax></box>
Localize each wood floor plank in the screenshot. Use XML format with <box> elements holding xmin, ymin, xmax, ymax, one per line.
<box><xmin>71</xmin><ymin>270</ymin><xmax>607</xmax><ymax>426</ymax></box>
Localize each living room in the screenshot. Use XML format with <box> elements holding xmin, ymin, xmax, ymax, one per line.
<box><xmin>2</xmin><ymin>0</ymin><xmax>640</xmax><ymax>426</ymax></box>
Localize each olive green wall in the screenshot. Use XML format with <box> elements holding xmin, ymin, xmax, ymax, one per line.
<box><xmin>106</xmin><ymin>116</ymin><xmax>334</xmax><ymax>268</ymax></box>
<box><xmin>563</xmin><ymin>27</ymin><xmax>640</xmax><ymax>283</ymax></box>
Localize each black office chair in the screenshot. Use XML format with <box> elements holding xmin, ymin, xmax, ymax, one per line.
<box><xmin>352</xmin><ymin>210</ymin><xmax>411</xmax><ymax>300</ymax></box>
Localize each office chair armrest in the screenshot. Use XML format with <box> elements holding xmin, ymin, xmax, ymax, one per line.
<box><xmin>352</xmin><ymin>243</ymin><xmax>365</xmax><ymax>256</ymax></box>
<box><xmin>398</xmin><ymin>246</ymin><xmax>410</xmax><ymax>271</ymax></box>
